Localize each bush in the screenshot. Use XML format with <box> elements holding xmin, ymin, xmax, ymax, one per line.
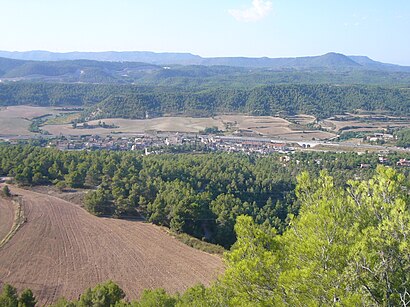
<box><xmin>2</xmin><ymin>185</ymin><xmax>11</xmax><ymax>197</ymax></box>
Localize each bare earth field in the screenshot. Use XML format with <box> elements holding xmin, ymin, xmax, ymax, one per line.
<box><xmin>0</xmin><ymin>106</ymin><xmax>74</xmax><ymax>137</ymax></box>
<box><xmin>321</xmin><ymin>116</ymin><xmax>410</xmax><ymax>133</ymax></box>
<box><xmin>0</xmin><ymin>116</ymin><xmax>33</xmax><ymax>136</ymax></box>
<box><xmin>0</xmin><ymin>184</ymin><xmax>223</xmax><ymax>305</ymax></box>
<box><xmin>44</xmin><ymin>117</ymin><xmax>225</xmax><ymax>136</ymax></box>
<box><xmin>0</xmin><ymin>197</ymin><xmax>14</xmax><ymax>241</ymax></box>
<box><xmin>0</xmin><ymin>106</ymin><xmax>334</xmax><ymax>140</ymax></box>
<box><xmin>44</xmin><ymin>115</ymin><xmax>335</xmax><ymax>140</ymax></box>
<box><xmin>286</xmin><ymin>114</ymin><xmax>316</xmax><ymax>125</ymax></box>
<box><xmin>0</xmin><ymin>106</ymin><xmax>64</xmax><ymax>119</ymax></box>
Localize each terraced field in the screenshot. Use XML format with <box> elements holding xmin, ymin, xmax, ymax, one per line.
<box><xmin>0</xmin><ymin>184</ymin><xmax>223</xmax><ymax>305</ymax></box>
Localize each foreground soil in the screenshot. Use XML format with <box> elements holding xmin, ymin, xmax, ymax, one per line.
<box><xmin>0</xmin><ymin>196</ymin><xmax>15</xmax><ymax>241</ymax></box>
<box><xmin>0</xmin><ymin>184</ymin><xmax>223</xmax><ymax>305</ymax></box>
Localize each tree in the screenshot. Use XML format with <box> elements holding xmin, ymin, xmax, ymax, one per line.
<box><xmin>18</xmin><ymin>289</ymin><xmax>36</xmax><ymax>307</ymax></box>
<box><xmin>136</xmin><ymin>289</ymin><xmax>177</xmax><ymax>307</ymax></box>
<box><xmin>210</xmin><ymin>194</ymin><xmax>250</xmax><ymax>247</ymax></box>
<box><xmin>84</xmin><ymin>189</ymin><xmax>113</xmax><ymax>216</ymax></box>
<box><xmin>64</xmin><ymin>170</ymin><xmax>85</xmax><ymax>188</ymax></box>
<box><xmin>55</xmin><ymin>180</ymin><xmax>67</xmax><ymax>192</ymax></box>
<box><xmin>78</xmin><ymin>280</ymin><xmax>125</xmax><ymax>307</ymax></box>
<box><xmin>0</xmin><ymin>284</ymin><xmax>19</xmax><ymax>307</ymax></box>
<box><xmin>219</xmin><ymin>166</ymin><xmax>410</xmax><ymax>306</ymax></box>
<box><xmin>2</xmin><ymin>185</ymin><xmax>11</xmax><ymax>197</ymax></box>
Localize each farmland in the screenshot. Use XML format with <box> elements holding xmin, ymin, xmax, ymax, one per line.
<box><xmin>0</xmin><ymin>106</ymin><xmax>78</xmax><ymax>137</ymax></box>
<box><xmin>0</xmin><ymin>197</ymin><xmax>14</xmax><ymax>242</ymax></box>
<box><xmin>0</xmin><ymin>184</ymin><xmax>223</xmax><ymax>305</ymax></box>
<box><xmin>320</xmin><ymin>113</ymin><xmax>410</xmax><ymax>133</ymax></box>
<box><xmin>2</xmin><ymin>106</ymin><xmax>410</xmax><ymax>146</ymax></box>
<box><xmin>0</xmin><ymin>106</ymin><xmax>336</xmax><ymax>140</ymax></box>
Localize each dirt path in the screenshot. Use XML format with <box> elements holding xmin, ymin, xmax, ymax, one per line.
<box><xmin>0</xmin><ymin>185</ymin><xmax>223</xmax><ymax>305</ymax></box>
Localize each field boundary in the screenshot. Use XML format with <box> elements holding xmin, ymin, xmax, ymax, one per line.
<box><xmin>0</xmin><ymin>196</ymin><xmax>26</xmax><ymax>249</ymax></box>
<box><xmin>159</xmin><ymin>226</ymin><xmax>226</xmax><ymax>255</ymax></box>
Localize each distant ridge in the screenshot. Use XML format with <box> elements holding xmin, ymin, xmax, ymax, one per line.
<box><xmin>0</xmin><ymin>50</ymin><xmax>409</xmax><ymax>71</ymax></box>
<box><xmin>200</xmin><ymin>52</ymin><xmax>361</xmax><ymax>69</ymax></box>
<box><xmin>0</xmin><ymin>50</ymin><xmax>203</xmax><ymax>65</ymax></box>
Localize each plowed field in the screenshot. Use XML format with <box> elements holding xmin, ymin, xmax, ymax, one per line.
<box><xmin>0</xmin><ymin>185</ymin><xmax>223</xmax><ymax>305</ymax></box>
<box><xmin>0</xmin><ymin>197</ymin><xmax>14</xmax><ymax>241</ymax></box>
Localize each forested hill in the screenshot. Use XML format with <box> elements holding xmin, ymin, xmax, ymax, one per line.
<box><xmin>2</xmin><ymin>55</ymin><xmax>410</xmax><ymax>86</ymax></box>
<box><xmin>0</xmin><ymin>83</ymin><xmax>409</xmax><ymax>119</ymax></box>
<box><xmin>1</xmin><ymin>51</ymin><xmax>410</xmax><ymax>71</ymax></box>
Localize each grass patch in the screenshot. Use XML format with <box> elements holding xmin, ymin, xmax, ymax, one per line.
<box><xmin>0</xmin><ymin>196</ymin><xmax>26</xmax><ymax>249</ymax></box>
<box><xmin>168</xmin><ymin>230</ymin><xmax>226</xmax><ymax>255</ymax></box>
<box><xmin>45</xmin><ymin>112</ymin><xmax>81</xmax><ymax>125</ymax></box>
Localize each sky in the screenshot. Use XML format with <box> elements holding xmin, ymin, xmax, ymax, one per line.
<box><xmin>1</xmin><ymin>0</ymin><xmax>410</xmax><ymax>65</ymax></box>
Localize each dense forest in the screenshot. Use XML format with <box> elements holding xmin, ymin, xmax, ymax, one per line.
<box><xmin>1</xmin><ymin>83</ymin><xmax>410</xmax><ymax>119</ymax></box>
<box><xmin>1</xmin><ymin>145</ymin><xmax>409</xmax><ymax>248</ymax></box>
<box><xmin>396</xmin><ymin>128</ymin><xmax>410</xmax><ymax>148</ymax></box>
<box><xmin>1</xmin><ymin>165</ymin><xmax>409</xmax><ymax>306</ymax></box>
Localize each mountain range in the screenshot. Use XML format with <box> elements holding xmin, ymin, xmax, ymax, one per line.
<box><xmin>1</xmin><ymin>51</ymin><xmax>410</xmax><ymax>86</ymax></box>
<box><xmin>1</xmin><ymin>51</ymin><xmax>409</xmax><ymax>71</ymax></box>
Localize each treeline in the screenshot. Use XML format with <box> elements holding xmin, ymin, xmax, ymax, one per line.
<box><xmin>1</xmin><ymin>145</ymin><xmax>409</xmax><ymax>247</ymax></box>
<box><xmin>0</xmin><ymin>284</ymin><xmax>36</xmax><ymax>307</ymax></box>
<box><xmin>396</xmin><ymin>128</ymin><xmax>410</xmax><ymax>148</ymax></box>
<box><xmin>4</xmin><ymin>166</ymin><xmax>409</xmax><ymax>306</ymax></box>
<box><xmin>1</xmin><ymin>83</ymin><xmax>409</xmax><ymax>119</ymax></box>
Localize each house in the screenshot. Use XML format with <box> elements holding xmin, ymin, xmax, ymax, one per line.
<box><xmin>378</xmin><ymin>156</ymin><xmax>389</xmax><ymax>164</ymax></box>
<box><xmin>397</xmin><ymin>159</ymin><xmax>410</xmax><ymax>167</ymax></box>
<box><xmin>280</xmin><ymin>156</ymin><xmax>291</xmax><ymax>163</ymax></box>
<box><xmin>360</xmin><ymin>163</ymin><xmax>371</xmax><ymax>169</ymax></box>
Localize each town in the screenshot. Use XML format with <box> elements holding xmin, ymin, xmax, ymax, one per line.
<box><xmin>2</xmin><ymin>132</ymin><xmax>410</xmax><ymax>168</ymax></box>
<box><xmin>2</xmin><ymin>132</ymin><xmax>292</xmax><ymax>155</ymax></box>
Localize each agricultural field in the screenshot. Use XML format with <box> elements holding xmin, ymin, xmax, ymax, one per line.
<box><xmin>10</xmin><ymin>105</ymin><xmax>410</xmax><ymax>142</ymax></box>
<box><xmin>0</xmin><ymin>184</ymin><xmax>223</xmax><ymax>305</ymax></box>
<box><xmin>0</xmin><ymin>197</ymin><xmax>14</xmax><ymax>242</ymax></box>
<box><xmin>320</xmin><ymin>114</ymin><xmax>410</xmax><ymax>133</ymax></box>
<box><xmin>44</xmin><ymin>115</ymin><xmax>335</xmax><ymax>140</ymax></box>
<box><xmin>0</xmin><ymin>106</ymin><xmax>79</xmax><ymax>137</ymax></box>
<box><xmin>0</xmin><ymin>106</ymin><xmax>336</xmax><ymax>140</ymax></box>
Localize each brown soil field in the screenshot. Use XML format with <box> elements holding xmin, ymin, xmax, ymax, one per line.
<box><xmin>0</xmin><ymin>116</ymin><xmax>33</xmax><ymax>136</ymax></box>
<box><xmin>321</xmin><ymin>116</ymin><xmax>410</xmax><ymax>133</ymax></box>
<box><xmin>0</xmin><ymin>197</ymin><xmax>14</xmax><ymax>241</ymax></box>
<box><xmin>0</xmin><ymin>106</ymin><xmax>64</xmax><ymax>119</ymax></box>
<box><xmin>0</xmin><ymin>106</ymin><xmax>74</xmax><ymax>137</ymax></box>
<box><xmin>0</xmin><ymin>105</ymin><xmax>334</xmax><ymax>140</ymax></box>
<box><xmin>286</xmin><ymin>114</ymin><xmax>316</xmax><ymax>125</ymax></box>
<box><xmin>0</xmin><ymin>184</ymin><xmax>223</xmax><ymax>305</ymax></box>
<box><xmin>44</xmin><ymin>115</ymin><xmax>335</xmax><ymax>140</ymax></box>
<box><xmin>44</xmin><ymin>117</ymin><xmax>225</xmax><ymax>136</ymax></box>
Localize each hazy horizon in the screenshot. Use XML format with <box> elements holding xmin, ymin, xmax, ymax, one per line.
<box><xmin>0</xmin><ymin>50</ymin><xmax>406</xmax><ymax>67</ymax></box>
<box><xmin>1</xmin><ymin>0</ymin><xmax>409</xmax><ymax>65</ymax></box>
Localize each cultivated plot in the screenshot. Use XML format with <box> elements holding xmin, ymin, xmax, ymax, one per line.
<box><xmin>0</xmin><ymin>197</ymin><xmax>14</xmax><ymax>241</ymax></box>
<box><xmin>0</xmin><ymin>185</ymin><xmax>223</xmax><ymax>305</ymax></box>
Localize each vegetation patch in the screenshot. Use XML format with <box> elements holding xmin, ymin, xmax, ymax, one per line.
<box><xmin>165</xmin><ymin>229</ymin><xmax>226</xmax><ymax>255</ymax></box>
<box><xmin>0</xmin><ymin>196</ymin><xmax>26</xmax><ymax>249</ymax></box>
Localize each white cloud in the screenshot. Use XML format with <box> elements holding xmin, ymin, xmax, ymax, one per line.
<box><xmin>229</xmin><ymin>0</ymin><xmax>273</xmax><ymax>22</ymax></box>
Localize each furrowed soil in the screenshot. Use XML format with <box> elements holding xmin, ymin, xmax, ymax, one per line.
<box><xmin>0</xmin><ymin>197</ymin><xmax>15</xmax><ymax>241</ymax></box>
<box><xmin>0</xmin><ymin>184</ymin><xmax>223</xmax><ymax>305</ymax></box>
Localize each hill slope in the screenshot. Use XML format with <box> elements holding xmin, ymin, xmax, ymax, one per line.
<box><xmin>1</xmin><ymin>55</ymin><xmax>410</xmax><ymax>86</ymax></box>
<box><xmin>0</xmin><ymin>184</ymin><xmax>223</xmax><ymax>305</ymax></box>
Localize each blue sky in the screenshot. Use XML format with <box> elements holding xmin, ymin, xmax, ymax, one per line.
<box><xmin>1</xmin><ymin>0</ymin><xmax>410</xmax><ymax>65</ymax></box>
